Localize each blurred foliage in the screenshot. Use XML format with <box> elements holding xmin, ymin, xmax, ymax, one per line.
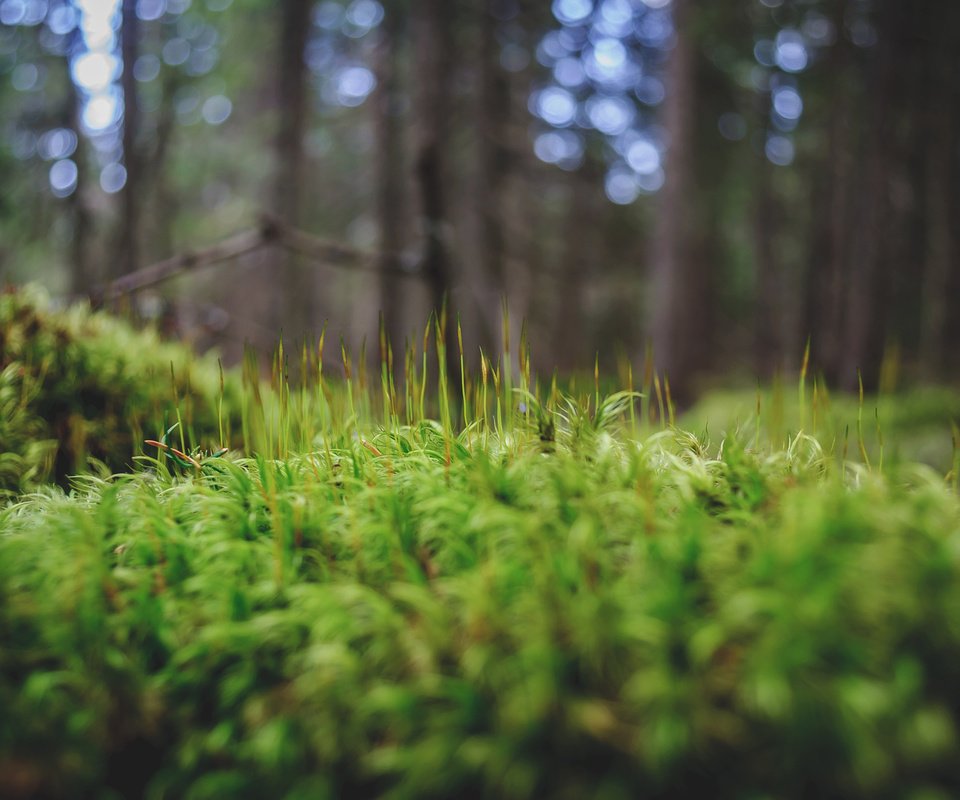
<box><xmin>684</xmin><ymin>384</ymin><xmax>960</xmax><ymax>474</ymax></box>
<box><xmin>0</xmin><ymin>285</ymin><xmax>238</xmax><ymax>495</ymax></box>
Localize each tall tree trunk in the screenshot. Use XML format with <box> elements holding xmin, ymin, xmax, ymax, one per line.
<box><xmin>801</xmin><ymin>2</ymin><xmax>854</xmax><ymax>384</ymax></box>
<box><xmin>753</xmin><ymin>114</ymin><xmax>780</xmax><ymax>378</ymax></box>
<box><xmin>117</xmin><ymin>0</ymin><xmax>140</xmax><ymax>279</ymax></box>
<box><xmin>274</xmin><ymin>0</ymin><xmax>313</xmax><ymax>336</ymax></box>
<box><xmin>375</xmin><ymin>0</ymin><xmax>406</xmax><ymax>355</ymax></box>
<box><xmin>649</xmin><ymin>0</ymin><xmax>701</xmax><ymax>403</ymax></box>
<box><xmin>556</xmin><ymin>161</ymin><xmax>599</xmax><ymax>372</ymax></box>
<box><xmin>414</xmin><ymin>0</ymin><xmax>455</xmax><ymax>320</ymax></box>
<box><xmin>920</xmin><ymin>6</ymin><xmax>959</xmax><ymax>376</ymax></box>
<box><xmin>476</xmin><ymin>0</ymin><xmax>510</xmax><ymax>350</ymax></box>
<box><xmin>840</xmin><ymin>0</ymin><xmax>899</xmax><ymax>390</ymax></box>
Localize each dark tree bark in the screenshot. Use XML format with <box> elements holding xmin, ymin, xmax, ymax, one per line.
<box><xmin>752</xmin><ymin>107</ymin><xmax>781</xmax><ymax>379</ymax></box>
<box><xmin>117</xmin><ymin>0</ymin><xmax>141</xmax><ymax>279</ymax></box>
<box><xmin>800</xmin><ymin>2</ymin><xmax>854</xmax><ymax>383</ymax></box>
<box><xmin>840</xmin><ymin>0</ymin><xmax>901</xmax><ymax>390</ymax></box>
<box><xmin>475</xmin><ymin>0</ymin><xmax>511</xmax><ymax>349</ymax></box>
<box><xmin>273</xmin><ymin>0</ymin><xmax>313</xmax><ymax>335</ymax></box>
<box><xmin>413</xmin><ymin>0</ymin><xmax>455</xmax><ymax>321</ymax></box>
<box><xmin>920</xmin><ymin>5</ymin><xmax>960</xmax><ymax>376</ymax></box>
<box><xmin>555</xmin><ymin>160</ymin><xmax>600</xmax><ymax>372</ymax></box>
<box><xmin>375</xmin><ymin>0</ymin><xmax>407</xmax><ymax>355</ymax></box>
<box><xmin>649</xmin><ymin>0</ymin><xmax>703</xmax><ymax>403</ymax></box>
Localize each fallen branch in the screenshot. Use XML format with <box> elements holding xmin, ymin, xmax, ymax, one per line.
<box><xmin>97</xmin><ymin>214</ymin><xmax>421</xmax><ymax>303</ymax></box>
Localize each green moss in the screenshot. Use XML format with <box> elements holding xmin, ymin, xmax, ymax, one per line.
<box><xmin>0</xmin><ymin>286</ymin><xmax>237</xmax><ymax>495</ymax></box>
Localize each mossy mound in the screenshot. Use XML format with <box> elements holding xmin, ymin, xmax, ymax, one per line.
<box><xmin>1</xmin><ymin>426</ymin><xmax>959</xmax><ymax>798</ymax></box>
<box><xmin>0</xmin><ymin>286</ymin><xmax>235</xmax><ymax>497</ymax></box>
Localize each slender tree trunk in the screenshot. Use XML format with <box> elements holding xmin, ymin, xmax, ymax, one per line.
<box><xmin>413</xmin><ymin>0</ymin><xmax>456</xmax><ymax>371</ymax></box>
<box><xmin>841</xmin><ymin>0</ymin><xmax>899</xmax><ymax>390</ymax></box>
<box><xmin>753</xmin><ymin>106</ymin><xmax>780</xmax><ymax>378</ymax></box>
<box><xmin>920</xmin><ymin>7</ymin><xmax>959</xmax><ymax>376</ymax></box>
<box><xmin>118</xmin><ymin>0</ymin><xmax>140</xmax><ymax>279</ymax></box>
<box><xmin>649</xmin><ymin>0</ymin><xmax>700</xmax><ymax>403</ymax></box>
<box><xmin>802</xmin><ymin>2</ymin><xmax>853</xmax><ymax>384</ymax></box>
<box><xmin>274</xmin><ymin>0</ymin><xmax>313</xmax><ymax>335</ymax></box>
<box><xmin>556</xmin><ymin>161</ymin><xmax>599</xmax><ymax>372</ymax></box>
<box><xmin>476</xmin><ymin>0</ymin><xmax>510</xmax><ymax>350</ymax></box>
<box><xmin>375</xmin><ymin>0</ymin><xmax>406</xmax><ymax>355</ymax></box>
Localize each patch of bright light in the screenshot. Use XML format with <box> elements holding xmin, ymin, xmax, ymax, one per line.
<box><xmin>765</xmin><ymin>134</ymin><xmax>795</xmax><ymax>166</ymax></box>
<box><xmin>637</xmin><ymin>167</ymin><xmax>664</xmax><ymax>192</ymax></box>
<box><xmin>201</xmin><ymin>94</ymin><xmax>232</xmax><ymax>125</ymax></box>
<box><xmin>0</xmin><ymin>1</ymin><xmax>27</xmax><ymax>26</ymax></box>
<box><xmin>635</xmin><ymin>76</ymin><xmax>664</xmax><ymax>105</ymax></box>
<box><xmin>22</xmin><ymin>0</ymin><xmax>47</xmax><ymax>25</ymax></box>
<box><xmin>586</xmin><ymin>94</ymin><xmax>633</xmax><ymax>135</ymax></box>
<box><xmin>38</xmin><ymin>128</ymin><xmax>78</xmax><ymax>160</ymax></box>
<box><xmin>536</xmin><ymin>86</ymin><xmax>577</xmax><ymax>127</ymax></box>
<box><xmin>335</xmin><ymin>65</ymin><xmax>376</xmax><ymax>106</ymax></box>
<box><xmin>775</xmin><ymin>30</ymin><xmax>807</xmax><ymax>72</ymax></box>
<box><xmin>47</xmin><ymin>4</ymin><xmax>79</xmax><ymax>34</ymax></box>
<box><xmin>100</xmin><ymin>162</ymin><xmax>127</xmax><ymax>193</ymax></box>
<box><xmin>772</xmin><ymin>85</ymin><xmax>802</xmax><ymax>120</ymax></box>
<box><xmin>626</xmin><ymin>138</ymin><xmax>659</xmax><ymax>174</ymax></box>
<box><xmin>640</xmin><ymin>0</ymin><xmax>671</xmax><ymax>8</ymax></box>
<box><xmin>605</xmin><ymin>167</ymin><xmax>639</xmax><ymax>205</ymax></box>
<box><xmin>78</xmin><ymin>0</ymin><xmax>120</xmax><ymax>50</ymax></box>
<box><xmin>72</xmin><ymin>51</ymin><xmax>118</xmax><ymax>92</ymax></box>
<box><xmin>634</xmin><ymin>11</ymin><xmax>672</xmax><ymax>48</ymax></box>
<box><xmin>82</xmin><ymin>91</ymin><xmax>119</xmax><ymax>131</ymax></box>
<box><xmin>593</xmin><ymin>37</ymin><xmax>627</xmax><ymax>74</ymax></box>
<box><xmin>49</xmin><ymin>158</ymin><xmax>78</xmax><ymax>197</ymax></box>
<box><xmin>553</xmin><ymin>56</ymin><xmax>585</xmax><ymax>87</ymax></box>
<box><xmin>345</xmin><ymin>0</ymin><xmax>383</xmax><ymax>29</ymax></box>
<box><xmin>552</xmin><ymin>0</ymin><xmax>591</xmax><ymax>26</ymax></box>
<box><xmin>600</xmin><ymin>0</ymin><xmax>632</xmax><ymax>26</ymax></box>
<box><xmin>537</xmin><ymin>31</ymin><xmax>569</xmax><ymax>66</ymax></box>
<box><xmin>533</xmin><ymin>130</ymin><xmax>583</xmax><ymax>167</ymax></box>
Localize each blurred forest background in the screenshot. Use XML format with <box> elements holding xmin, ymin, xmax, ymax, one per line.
<box><xmin>1</xmin><ymin>0</ymin><xmax>958</xmax><ymax>401</ymax></box>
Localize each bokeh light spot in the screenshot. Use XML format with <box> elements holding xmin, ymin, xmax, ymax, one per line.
<box><xmin>100</xmin><ymin>162</ymin><xmax>127</xmax><ymax>193</ymax></box>
<box><xmin>201</xmin><ymin>94</ymin><xmax>232</xmax><ymax>125</ymax></box>
<box><xmin>765</xmin><ymin>134</ymin><xmax>795</xmax><ymax>166</ymax></box>
<box><xmin>552</xmin><ymin>0</ymin><xmax>591</xmax><ymax>26</ymax></box>
<box><xmin>49</xmin><ymin>158</ymin><xmax>78</xmax><ymax>197</ymax></box>
<box><xmin>605</xmin><ymin>168</ymin><xmax>640</xmax><ymax>204</ymax></box>
<box><xmin>536</xmin><ymin>86</ymin><xmax>577</xmax><ymax>127</ymax></box>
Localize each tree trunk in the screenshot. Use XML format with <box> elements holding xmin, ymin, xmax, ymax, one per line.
<box><xmin>920</xmin><ymin>6</ymin><xmax>959</xmax><ymax>376</ymax></box>
<box><xmin>117</xmin><ymin>0</ymin><xmax>140</xmax><ymax>279</ymax></box>
<box><xmin>649</xmin><ymin>0</ymin><xmax>701</xmax><ymax>403</ymax></box>
<box><xmin>476</xmin><ymin>0</ymin><xmax>510</xmax><ymax>350</ymax></box>
<box><xmin>274</xmin><ymin>0</ymin><xmax>313</xmax><ymax>336</ymax></box>
<box><xmin>556</xmin><ymin>161</ymin><xmax>599</xmax><ymax>372</ymax></box>
<box><xmin>753</xmin><ymin>107</ymin><xmax>780</xmax><ymax>378</ymax></box>
<box><xmin>840</xmin><ymin>0</ymin><xmax>899</xmax><ymax>390</ymax></box>
<box><xmin>375</xmin><ymin>0</ymin><xmax>407</xmax><ymax>355</ymax></box>
<box><xmin>414</xmin><ymin>0</ymin><xmax>454</xmax><ymax>318</ymax></box>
